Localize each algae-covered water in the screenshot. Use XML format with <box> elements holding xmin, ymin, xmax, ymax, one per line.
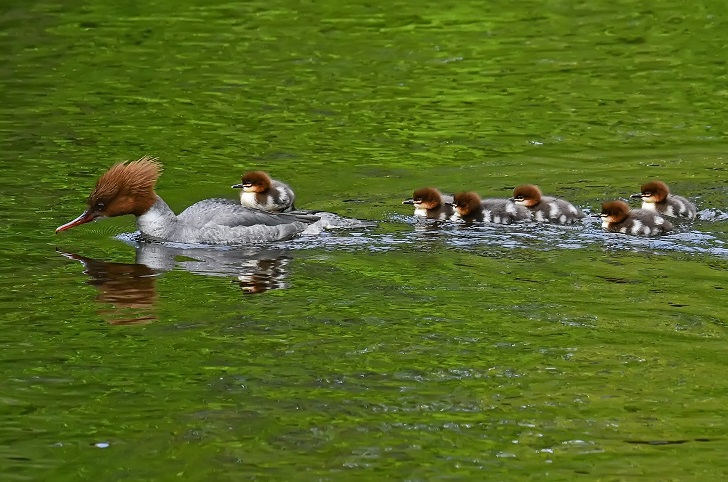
<box><xmin>1</xmin><ymin>0</ymin><xmax>728</xmax><ymax>480</ymax></box>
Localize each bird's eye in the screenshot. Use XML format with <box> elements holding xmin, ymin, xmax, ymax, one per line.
<box><xmin>96</xmin><ymin>202</ymin><xmax>106</xmax><ymax>210</ymax></box>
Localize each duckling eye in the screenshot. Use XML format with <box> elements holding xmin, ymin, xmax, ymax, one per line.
<box><xmin>95</xmin><ymin>202</ymin><xmax>106</xmax><ymax>211</ymax></box>
<box><xmin>643</xmin><ymin>192</ymin><xmax>651</xmax><ymax>196</ymax></box>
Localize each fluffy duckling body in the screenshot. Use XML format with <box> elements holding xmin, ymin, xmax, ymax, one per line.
<box><xmin>450</xmin><ymin>191</ymin><xmax>531</xmax><ymax>224</ymax></box>
<box><xmin>630</xmin><ymin>180</ymin><xmax>696</xmax><ymax>220</ymax></box>
<box><xmin>512</xmin><ymin>184</ymin><xmax>583</xmax><ymax>224</ymax></box>
<box><xmin>600</xmin><ymin>200</ymin><xmax>673</xmax><ymax>236</ymax></box>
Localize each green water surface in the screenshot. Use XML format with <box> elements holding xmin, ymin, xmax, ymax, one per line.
<box><xmin>1</xmin><ymin>0</ymin><xmax>728</xmax><ymax>480</ymax></box>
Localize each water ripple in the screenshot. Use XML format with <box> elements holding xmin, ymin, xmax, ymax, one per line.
<box><xmin>279</xmin><ymin>216</ymin><xmax>728</xmax><ymax>259</ymax></box>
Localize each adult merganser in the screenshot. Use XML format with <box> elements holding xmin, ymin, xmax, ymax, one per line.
<box><xmin>512</xmin><ymin>184</ymin><xmax>584</xmax><ymax>224</ymax></box>
<box><xmin>629</xmin><ymin>180</ymin><xmax>696</xmax><ymax>220</ymax></box>
<box><xmin>232</xmin><ymin>171</ymin><xmax>295</xmax><ymax>212</ymax></box>
<box><xmin>449</xmin><ymin>191</ymin><xmax>531</xmax><ymax>224</ymax></box>
<box><xmin>402</xmin><ymin>187</ymin><xmax>454</xmax><ymax>220</ymax></box>
<box><xmin>56</xmin><ymin>156</ymin><xmax>318</xmax><ymax>245</ymax></box>
<box><xmin>600</xmin><ymin>200</ymin><xmax>673</xmax><ymax>236</ymax></box>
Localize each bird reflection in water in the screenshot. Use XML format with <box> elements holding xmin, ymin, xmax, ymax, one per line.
<box><xmin>58</xmin><ymin>251</ymin><xmax>159</xmax><ymax>325</ymax></box>
<box><xmin>58</xmin><ymin>240</ymin><xmax>293</xmax><ymax>324</ymax></box>
<box><xmin>235</xmin><ymin>256</ymin><xmax>291</xmax><ymax>293</ymax></box>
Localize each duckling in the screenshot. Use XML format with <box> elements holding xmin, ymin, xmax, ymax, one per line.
<box><xmin>402</xmin><ymin>187</ymin><xmax>454</xmax><ymax>220</ymax></box>
<box><xmin>512</xmin><ymin>184</ymin><xmax>584</xmax><ymax>224</ymax></box>
<box><xmin>232</xmin><ymin>171</ymin><xmax>295</xmax><ymax>212</ymax></box>
<box><xmin>630</xmin><ymin>180</ymin><xmax>696</xmax><ymax>220</ymax></box>
<box><xmin>450</xmin><ymin>191</ymin><xmax>531</xmax><ymax>224</ymax></box>
<box><xmin>600</xmin><ymin>200</ymin><xmax>673</xmax><ymax>236</ymax></box>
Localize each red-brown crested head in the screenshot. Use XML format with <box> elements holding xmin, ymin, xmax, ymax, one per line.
<box><xmin>56</xmin><ymin>156</ymin><xmax>162</xmax><ymax>233</ymax></box>
<box><xmin>403</xmin><ymin>187</ymin><xmax>443</xmax><ymax>210</ymax></box>
<box><xmin>512</xmin><ymin>184</ymin><xmax>542</xmax><ymax>207</ymax></box>
<box><xmin>637</xmin><ymin>180</ymin><xmax>670</xmax><ymax>203</ymax></box>
<box><xmin>451</xmin><ymin>191</ymin><xmax>482</xmax><ymax>217</ymax></box>
<box><xmin>239</xmin><ymin>171</ymin><xmax>272</xmax><ymax>193</ymax></box>
<box><xmin>600</xmin><ymin>200</ymin><xmax>630</xmax><ymax>224</ymax></box>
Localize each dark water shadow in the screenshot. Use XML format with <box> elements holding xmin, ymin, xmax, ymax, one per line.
<box><xmin>625</xmin><ymin>438</ymin><xmax>716</xmax><ymax>445</ymax></box>
<box><xmin>58</xmin><ymin>240</ymin><xmax>293</xmax><ymax>324</ymax></box>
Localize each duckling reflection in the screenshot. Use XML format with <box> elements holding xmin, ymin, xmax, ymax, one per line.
<box><xmin>235</xmin><ymin>256</ymin><xmax>291</xmax><ymax>293</ymax></box>
<box><xmin>58</xmin><ymin>242</ymin><xmax>293</xmax><ymax>323</ymax></box>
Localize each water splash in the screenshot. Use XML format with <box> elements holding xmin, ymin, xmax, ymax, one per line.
<box><xmin>284</xmin><ymin>215</ymin><xmax>728</xmax><ymax>258</ymax></box>
<box><xmin>115</xmin><ymin>212</ymin><xmax>727</xmax><ymax>259</ymax></box>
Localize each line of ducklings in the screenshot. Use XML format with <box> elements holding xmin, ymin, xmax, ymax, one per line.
<box><xmin>234</xmin><ymin>170</ymin><xmax>696</xmax><ymax>237</ymax></box>
<box><xmin>401</xmin><ymin>181</ymin><xmax>696</xmax><ymax>236</ymax></box>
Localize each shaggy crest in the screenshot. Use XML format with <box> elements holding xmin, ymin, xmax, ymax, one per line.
<box><xmin>88</xmin><ymin>155</ymin><xmax>162</xmax><ymax>214</ymax></box>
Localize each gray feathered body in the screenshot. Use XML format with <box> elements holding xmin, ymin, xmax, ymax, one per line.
<box><xmin>137</xmin><ymin>197</ymin><xmax>316</xmax><ymax>245</ymax></box>
<box><xmin>642</xmin><ymin>194</ymin><xmax>696</xmax><ymax>220</ymax></box>
<box><xmin>603</xmin><ymin>209</ymin><xmax>673</xmax><ymax>236</ymax></box>
<box><xmin>528</xmin><ymin>196</ymin><xmax>584</xmax><ymax>224</ymax></box>
<box><xmin>457</xmin><ymin>199</ymin><xmax>531</xmax><ymax>224</ymax></box>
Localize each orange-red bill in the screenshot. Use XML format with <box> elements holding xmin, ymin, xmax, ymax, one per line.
<box><xmin>55</xmin><ymin>210</ymin><xmax>96</xmax><ymax>233</ymax></box>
